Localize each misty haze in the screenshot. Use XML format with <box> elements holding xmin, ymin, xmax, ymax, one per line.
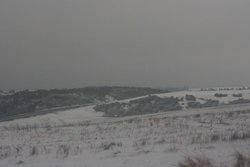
<box><xmin>0</xmin><ymin>0</ymin><xmax>250</xmax><ymax>167</ymax></box>
<box><xmin>1</xmin><ymin>0</ymin><xmax>250</xmax><ymax>90</ymax></box>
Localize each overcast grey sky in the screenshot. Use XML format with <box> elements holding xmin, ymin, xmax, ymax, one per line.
<box><xmin>1</xmin><ymin>0</ymin><xmax>250</xmax><ymax>90</ymax></box>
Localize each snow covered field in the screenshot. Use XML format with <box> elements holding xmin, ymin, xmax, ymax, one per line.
<box><xmin>0</xmin><ymin>87</ymin><xmax>250</xmax><ymax>167</ymax></box>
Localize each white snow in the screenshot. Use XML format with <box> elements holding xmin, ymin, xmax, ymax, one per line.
<box><xmin>0</xmin><ymin>106</ymin><xmax>104</xmax><ymax>127</ymax></box>
<box><xmin>117</xmin><ymin>87</ymin><xmax>250</xmax><ymax>104</ymax></box>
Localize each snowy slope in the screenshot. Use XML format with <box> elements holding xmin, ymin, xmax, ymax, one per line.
<box><xmin>1</xmin><ymin>87</ymin><xmax>250</xmax><ymax>126</ymax></box>
<box><xmin>157</xmin><ymin>88</ymin><xmax>250</xmax><ymax>104</ymax></box>
<box><xmin>0</xmin><ymin>103</ymin><xmax>250</xmax><ymax>167</ymax></box>
<box><xmin>0</xmin><ymin>87</ymin><xmax>250</xmax><ymax>167</ymax></box>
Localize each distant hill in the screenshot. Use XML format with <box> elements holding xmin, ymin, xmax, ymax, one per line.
<box><xmin>0</xmin><ymin>86</ymin><xmax>170</xmax><ymax>119</ymax></box>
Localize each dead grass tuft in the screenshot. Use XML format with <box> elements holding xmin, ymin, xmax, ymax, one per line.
<box><xmin>177</xmin><ymin>156</ymin><xmax>214</xmax><ymax>167</ymax></box>
<box><xmin>234</xmin><ymin>152</ymin><xmax>250</xmax><ymax>167</ymax></box>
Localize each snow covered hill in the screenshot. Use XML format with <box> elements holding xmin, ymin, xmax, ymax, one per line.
<box><xmin>1</xmin><ymin>86</ymin><xmax>250</xmax><ymax>125</ymax></box>
<box><xmin>0</xmin><ymin>87</ymin><xmax>250</xmax><ymax>167</ymax></box>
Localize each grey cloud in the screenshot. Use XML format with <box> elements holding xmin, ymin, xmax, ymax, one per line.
<box><xmin>0</xmin><ymin>0</ymin><xmax>250</xmax><ymax>90</ymax></box>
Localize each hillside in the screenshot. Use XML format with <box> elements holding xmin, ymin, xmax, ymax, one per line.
<box><xmin>94</xmin><ymin>87</ymin><xmax>250</xmax><ymax>117</ymax></box>
<box><xmin>0</xmin><ymin>96</ymin><xmax>250</xmax><ymax>167</ymax></box>
<box><xmin>0</xmin><ymin>86</ymin><xmax>170</xmax><ymax>121</ymax></box>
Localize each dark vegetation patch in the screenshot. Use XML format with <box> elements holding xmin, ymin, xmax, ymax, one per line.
<box><xmin>94</xmin><ymin>95</ymin><xmax>182</xmax><ymax>117</ymax></box>
<box><xmin>185</xmin><ymin>94</ymin><xmax>196</xmax><ymax>101</ymax></box>
<box><xmin>229</xmin><ymin>99</ymin><xmax>250</xmax><ymax>105</ymax></box>
<box><xmin>232</xmin><ymin>93</ymin><xmax>243</xmax><ymax>98</ymax></box>
<box><xmin>214</xmin><ymin>93</ymin><xmax>228</xmax><ymax>98</ymax></box>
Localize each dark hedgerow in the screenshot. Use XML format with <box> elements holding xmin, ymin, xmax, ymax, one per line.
<box><xmin>214</xmin><ymin>93</ymin><xmax>228</xmax><ymax>98</ymax></box>
<box><xmin>94</xmin><ymin>95</ymin><xmax>182</xmax><ymax>117</ymax></box>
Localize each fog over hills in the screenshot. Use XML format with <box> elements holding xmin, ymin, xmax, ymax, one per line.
<box><xmin>1</xmin><ymin>0</ymin><xmax>250</xmax><ymax>90</ymax></box>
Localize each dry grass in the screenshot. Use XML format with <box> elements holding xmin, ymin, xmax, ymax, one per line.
<box><xmin>234</xmin><ymin>152</ymin><xmax>250</xmax><ymax>167</ymax></box>
<box><xmin>0</xmin><ymin>109</ymin><xmax>250</xmax><ymax>165</ymax></box>
<box><xmin>56</xmin><ymin>144</ymin><xmax>70</xmax><ymax>158</ymax></box>
<box><xmin>177</xmin><ymin>156</ymin><xmax>214</xmax><ymax>167</ymax></box>
<box><xmin>30</xmin><ymin>145</ymin><xmax>39</xmax><ymax>156</ymax></box>
<box><xmin>176</xmin><ymin>152</ymin><xmax>250</xmax><ymax>167</ymax></box>
<box><xmin>100</xmin><ymin>142</ymin><xmax>123</xmax><ymax>150</ymax></box>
